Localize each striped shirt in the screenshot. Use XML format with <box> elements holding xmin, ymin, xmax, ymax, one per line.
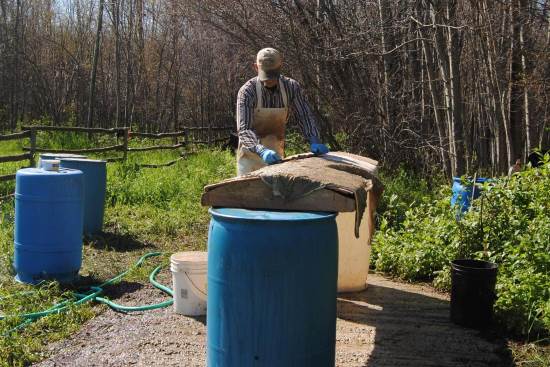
<box><xmin>237</xmin><ymin>76</ymin><xmax>320</xmax><ymax>154</ymax></box>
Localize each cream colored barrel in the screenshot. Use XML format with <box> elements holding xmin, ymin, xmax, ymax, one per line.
<box><xmin>337</xmin><ymin>190</ymin><xmax>378</xmax><ymax>293</ymax></box>
<box><xmin>336</xmin><ymin>211</ymin><xmax>371</xmax><ymax>292</ymax></box>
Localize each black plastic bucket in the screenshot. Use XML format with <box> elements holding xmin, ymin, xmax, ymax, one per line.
<box><xmin>450</xmin><ymin>259</ymin><xmax>498</xmax><ymax>328</ymax></box>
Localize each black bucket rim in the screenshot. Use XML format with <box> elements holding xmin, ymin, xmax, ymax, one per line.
<box><xmin>451</xmin><ymin>259</ymin><xmax>498</xmax><ymax>271</ymax></box>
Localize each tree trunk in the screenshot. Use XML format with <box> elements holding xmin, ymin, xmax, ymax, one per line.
<box><xmin>112</xmin><ymin>0</ymin><xmax>121</xmax><ymax>127</ymax></box>
<box><xmin>87</xmin><ymin>0</ymin><xmax>105</xmax><ymax>129</ymax></box>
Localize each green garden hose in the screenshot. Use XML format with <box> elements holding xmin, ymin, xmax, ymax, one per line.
<box><xmin>1</xmin><ymin>252</ymin><xmax>174</xmax><ymax>336</ymax></box>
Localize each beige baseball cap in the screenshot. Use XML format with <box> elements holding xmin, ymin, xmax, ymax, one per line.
<box><xmin>256</xmin><ymin>48</ymin><xmax>282</xmax><ymax>81</ymax></box>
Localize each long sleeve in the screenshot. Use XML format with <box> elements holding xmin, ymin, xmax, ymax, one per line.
<box><xmin>236</xmin><ymin>83</ymin><xmax>261</xmax><ymax>154</ymax></box>
<box><xmin>290</xmin><ymin>82</ymin><xmax>320</xmax><ymax>141</ymax></box>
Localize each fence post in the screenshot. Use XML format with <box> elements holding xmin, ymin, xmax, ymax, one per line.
<box><xmin>183</xmin><ymin>128</ymin><xmax>189</xmax><ymax>147</ymax></box>
<box><xmin>208</xmin><ymin>125</ymin><xmax>212</xmax><ymax>145</ymax></box>
<box><xmin>29</xmin><ymin>128</ymin><xmax>37</xmax><ymax>167</ymax></box>
<box><xmin>182</xmin><ymin>129</ymin><xmax>188</xmax><ymax>150</ymax></box>
<box><xmin>122</xmin><ymin>127</ymin><xmax>129</xmax><ymax>161</ymax></box>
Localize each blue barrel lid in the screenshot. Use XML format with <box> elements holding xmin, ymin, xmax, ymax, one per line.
<box><xmin>16</xmin><ymin>168</ymin><xmax>83</xmax><ymax>199</ymax></box>
<box><xmin>16</xmin><ymin>167</ymin><xmax>83</xmax><ymax>177</ymax></box>
<box><xmin>209</xmin><ymin>207</ymin><xmax>336</xmax><ymax>222</ymax></box>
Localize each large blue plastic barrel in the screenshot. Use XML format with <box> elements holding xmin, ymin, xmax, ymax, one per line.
<box><xmin>59</xmin><ymin>158</ymin><xmax>106</xmax><ymax>234</ymax></box>
<box><xmin>451</xmin><ymin>177</ymin><xmax>488</xmax><ymax>213</ymax></box>
<box><xmin>14</xmin><ymin>168</ymin><xmax>84</xmax><ymax>284</ymax></box>
<box><xmin>207</xmin><ymin>208</ymin><xmax>338</xmax><ymax>367</ymax></box>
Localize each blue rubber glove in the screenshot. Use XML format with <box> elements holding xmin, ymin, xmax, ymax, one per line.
<box><xmin>257</xmin><ymin>146</ymin><xmax>281</xmax><ymax>165</ymax></box>
<box><xmin>309</xmin><ymin>136</ymin><xmax>330</xmax><ymax>155</ymax></box>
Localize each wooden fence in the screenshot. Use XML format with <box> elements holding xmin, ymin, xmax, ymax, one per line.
<box><xmin>0</xmin><ymin>125</ymin><xmax>233</xmax><ymax>182</ymax></box>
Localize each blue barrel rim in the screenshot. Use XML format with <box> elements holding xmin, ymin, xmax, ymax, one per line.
<box><xmin>209</xmin><ymin>207</ymin><xmax>337</xmax><ymax>222</ymax></box>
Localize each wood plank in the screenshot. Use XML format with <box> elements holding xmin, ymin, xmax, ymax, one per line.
<box><xmin>23</xmin><ymin>144</ymin><xmax>125</xmax><ymax>154</ymax></box>
<box><xmin>0</xmin><ymin>153</ymin><xmax>32</xmax><ymax>163</ymax></box>
<box><xmin>21</xmin><ymin>125</ymin><xmax>127</xmax><ymax>134</ymax></box>
<box><xmin>185</xmin><ymin>126</ymin><xmax>232</xmax><ymax>131</ymax></box>
<box><xmin>127</xmin><ymin>143</ymin><xmax>184</xmax><ymax>152</ymax></box>
<box><xmin>0</xmin><ymin>130</ymin><xmax>30</xmax><ymax>141</ymax></box>
<box><xmin>130</xmin><ymin>131</ymin><xmax>186</xmax><ymax>138</ymax></box>
<box><xmin>191</xmin><ymin>138</ymin><xmax>227</xmax><ymax>144</ymax></box>
<box><xmin>201</xmin><ymin>177</ymin><xmax>356</xmax><ymax>212</ymax></box>
<box><xmin>0</xmin><ymin>174</ymin><xmax>16</xmax><ymax>182</ymax></box>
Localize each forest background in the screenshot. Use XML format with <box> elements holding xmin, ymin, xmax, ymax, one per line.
<box><xmin>1</xmin><ymin>0</ymin><xmax>549</xmax><ymax>177</ymax></box>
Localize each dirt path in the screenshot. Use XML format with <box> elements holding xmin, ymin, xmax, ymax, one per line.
<box><xmin>35</xmin><ymin>273</ymin><xmax>511</xmax><ymax>367</ymax></box>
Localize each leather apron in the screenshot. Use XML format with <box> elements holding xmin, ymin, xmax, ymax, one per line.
<box><xmin>237</xmin><ymin>78</ymin><xmax>289</xmax><ymax>176</ymax></box>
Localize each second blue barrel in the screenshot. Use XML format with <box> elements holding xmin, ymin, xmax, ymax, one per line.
<box><xmin>14</xmin><ymin>168</ymin><xmax>84</xmax><ymax>284</ymax></box>
<box><xmin>38</xmin><ymin>153</ymin><xmax>87</xmax><ymax>168</ymax></box>
<box><xmin>451</xmin><ymin>177</ymin><xmax>488</xmax><ymax>214</ymax></box>
<box><xmin>207</xmin><ymin>208</ymin><xmax>338</xmax><ymax>367</ymax></box>
<box><xmin>59</xmin><ymin>158</ymin><xmax>106</xmax><ymax>234</ymax></box>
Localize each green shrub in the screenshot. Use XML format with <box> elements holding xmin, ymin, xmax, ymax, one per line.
<box><xmin>372</xmin><ymin>159</ymin><xmax>550</xmax><ymax>338</ymax></box>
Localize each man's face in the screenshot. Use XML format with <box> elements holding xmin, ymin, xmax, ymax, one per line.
<box><xmin>254</xmin><ymin>63</ymin><xmax>279</xmax><ymax>88</ymax></box>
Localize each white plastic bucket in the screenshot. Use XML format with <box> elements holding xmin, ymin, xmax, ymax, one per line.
<box><xmin>170</xmin><ymin>251</ymin><xmax>207</xmax><ymax>316</ymax></box>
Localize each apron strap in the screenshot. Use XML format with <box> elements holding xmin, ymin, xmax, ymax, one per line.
<box><xmin>255</xmin><ymin>77</ymin><xmax>289</xmax><ymax>110</ymax></box>
<box><xmin>255</xmin><ymin>79</ymin><xmax>263</xmax><ymax>111</ymax></box>
<box><xmin>279</xmin><ymin>77</ymin><xmax>288</xmax><ymax>108</ymax></box>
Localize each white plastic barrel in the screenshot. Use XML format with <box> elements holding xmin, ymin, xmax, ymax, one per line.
<box><xmin>337</xmin><ymin>192</ymin><xmax>377</xmax><ymax>292</ymax></box>
<box><xmin>170</xmin><ymin>251</ymin><xmax>208</xmax><ymax>316</ymax></box>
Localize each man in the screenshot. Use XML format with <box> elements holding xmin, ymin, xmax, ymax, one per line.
<box><xmin>236</xmin><ymin>47</ymin><xmax>329</xmax><ymax>175</ymax></box>
<box><xmin>508</xmin><ymin>158</ymin><xmax>521</xmax><ymax>176</ymax></box>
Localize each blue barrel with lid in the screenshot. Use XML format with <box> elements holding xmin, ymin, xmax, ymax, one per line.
<box><xmin>207</xmin><ymin>208</ymin><xmax>338</xmax><ymax>367</ymax></box>
<box><xmin>59</xmin><ymin>158</ymin><xmax>106</xmax><ymax>234</ymax></box>
<box><xmin>14</xmin><ymin>167</ymin><xmax>84</xmax><ymax>284</ymax></box>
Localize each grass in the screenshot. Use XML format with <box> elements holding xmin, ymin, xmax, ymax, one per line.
<box><xmin>0</xmin><ymin>133</ymin><xmax>235</xmax><ymax>365</ymax></box>
<box><xmin>509</xmin><ymin>340</ymin><xmax>550</xmax><ymax>367</ymax></box>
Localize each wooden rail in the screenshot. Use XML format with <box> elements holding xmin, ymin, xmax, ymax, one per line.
<box><xmin>0</xmin><ymin>173</ymin><xmax>16</xmax><ymax>182</ymax></box>
<box><xmin>130</xmin><ymin>131</ymin><xmax>186</xmax><ymax>138</ymax></box>
<box><xmin>21</xmin><ymin>125</ymin><xmax>127</xmax><ymax>134</ymax></box>
<box><xmin>0</xmin><ymin>153</ymin><xmax>32</xmax><ymax>163</ymax></box>
<box><xmin>137</xmin><ymin>152</ymin><xmax>197</xmax><ymax>168</ymax></box>
<box><xmin>0</xmin><ymin>130</ymin><xmax>30</xmax><ymax>141</ymax></box>
<box><xmin>127</xmin><ymin>143</ymin><xmax>184</xmax><ymax>152</ymax></box>
<box><xmin>0</xmin><ymin>125</ymin><xmax>233</xmax><ymax>183</ymax></box>
<box><xmin>24</xmin><ymin>144</ymin><xmax>126</xmax><ymax>154</ymax></box>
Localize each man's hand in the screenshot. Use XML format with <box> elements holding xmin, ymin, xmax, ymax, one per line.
<box><xmin>309</xmin><ymin>136</ymin><xmax>330</xmax><ymax>155</ymax></box>
<box><xmin>258</xmin><ymin>147</ymin><xmax>282</xmax><ymax>164</ymax></box>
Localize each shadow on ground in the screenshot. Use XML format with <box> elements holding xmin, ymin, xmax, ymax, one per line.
<box><xmin>337</xmin><ymin>279</ymin><xmax>513</xmax><ymax>367</ymax></box>
<box><xmin>85</xmin><ymin>231</ymin><xmax>156</xmax><ymax>252</ymax></box>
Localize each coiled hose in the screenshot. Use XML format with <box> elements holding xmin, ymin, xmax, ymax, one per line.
<box><xmin>0</xmin><ymin>252</ymin><xmax>173</xmax><ymax>336</ymax></box>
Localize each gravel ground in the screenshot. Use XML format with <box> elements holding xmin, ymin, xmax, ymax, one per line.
<box><xmin>35</xmin><ymin>273</ymin><xmax>511</xmax><ymax>367</ymax></box>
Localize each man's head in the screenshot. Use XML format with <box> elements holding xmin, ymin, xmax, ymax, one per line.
<box><xmin>254</xmin><ymin>48</ymin><xmax>282</xmax><ymax>88</ymax></box>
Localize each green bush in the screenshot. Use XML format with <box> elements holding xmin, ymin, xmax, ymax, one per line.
<box><xmin>372</xmin><ymin>159</ymin><xmax>550</xmax><ymax>338</ymax></box>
